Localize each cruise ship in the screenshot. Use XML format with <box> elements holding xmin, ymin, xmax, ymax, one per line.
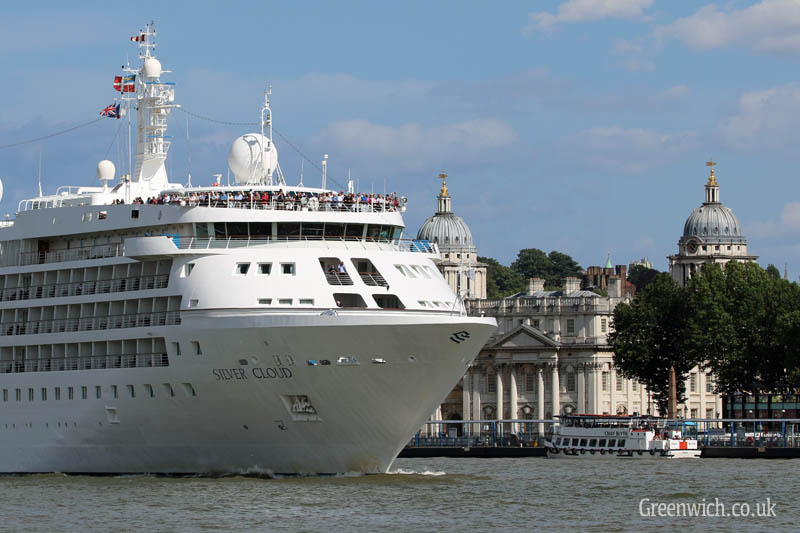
<box><xmin>0</xmin><ymin>25</ymin><xmax>496</xmax><ymax>474</ymax></box>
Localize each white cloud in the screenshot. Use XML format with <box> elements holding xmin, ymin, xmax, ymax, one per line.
<box><xmin>310</xmin><ymin>118</ymin><xmax>517</xmax><ymax>173</ymax></box>
<box><xmin>559</xmin><ymin>126</ymin><xmax>698</xmax><ymax>173</ymax></box>
<box><xmin>657</xmin><ymin>0</ymin><xmax>800</xmax><ymax>54</ymax></box>
<box><xmin>749</xmin><ymin>202</ymin><xmax>800</xmax><ymax>240</ymax></box>
<box><xmin>524</xmin><ymin>0</ymin><xmax>654</xmax><ymax>32</ymax></box>
<box><xmin>718</xmin><ymin>84</ymin><xmax>800</xmax><ymax>151</ymax></box>
<box><xmin>661</xmin><ymin>85</ymin><xmax>690</xmax><ymax>99</ymax></box>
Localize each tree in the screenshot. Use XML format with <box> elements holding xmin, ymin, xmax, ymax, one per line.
<box><xmin>479</xmin><ymin>256</ymin><xmax>524</xmax><ymax>298</ymax></box>
<box><xmin>685</xmin><ymin>261</ymin><xmax>800</xmax><ymax>394</ymax></box>
<box><xmin>510</xmin><ymin>248</ymin><xmax>583</xmax><ymax>289</ymax></box>
<box><xmin>628</xmin><ymin>264</ymin><xmax>659</xmax><ymax>292</ymax></box>
<box><xmin>766</xmin><ymin>264</ymin><xmax>781</xmax><ymax>279</ymax></box>
<box><xmin>609</xmin><ymin>273</ymin><xmax>700</xmax><ymax>412</ymax></box>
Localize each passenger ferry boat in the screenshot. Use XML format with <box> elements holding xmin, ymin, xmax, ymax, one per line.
<box><xmin>0</xmin><ymin>25</ymin><xmax>496</xmax><ymax>474</ymax></box>
<box><xmin>546</xmin><ymin>414</ymin><xmax>701</xmax><ymax>458</ymax></box>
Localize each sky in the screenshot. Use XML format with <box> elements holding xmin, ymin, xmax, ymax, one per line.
<box><xmin>2</xmin><ymin>0</ymin><xmax>800</xmax><ymax>280</ymax></box>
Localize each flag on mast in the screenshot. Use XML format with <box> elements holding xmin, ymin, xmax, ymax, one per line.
<box><xmin>113</xmin><ymin>75</ymin><xmax>136</xmax><ymax>92</ymax></box>
<box><xmin>100</xmin><ymin>103</ymin><xmax>121</xmax><ymax>119</ymax></box>
<box><xmin>130</xmin><ymin>33</ymin><xmax>146</xmax><ymax>42</ymax></box>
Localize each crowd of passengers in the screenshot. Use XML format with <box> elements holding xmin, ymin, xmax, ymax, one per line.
<box><xmin>125</xmin><ymin>190</ymin><xmax>401</xmax><ymax>210</ymax></box>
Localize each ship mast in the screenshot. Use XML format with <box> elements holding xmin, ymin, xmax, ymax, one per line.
<box><xmin>129</xmin><ymin>22</ymin><xmax>178</xmax><ymax>191</ymax></box>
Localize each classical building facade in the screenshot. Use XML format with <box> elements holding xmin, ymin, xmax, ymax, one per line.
<box><xmin>417</xmin><ymin>173</ymin><xmax>487</xmax><ymax>299</ymax></box>
<box><xmin>669</xmin><ymin>162</ymin><xmax>757</xmax><ymax>286</ymax></box>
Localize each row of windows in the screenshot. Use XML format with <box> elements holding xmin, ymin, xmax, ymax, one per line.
<box><xmin>2</xmin><ymin>382</ymin><xmax>196</xmax><ymax>402</ymax></box>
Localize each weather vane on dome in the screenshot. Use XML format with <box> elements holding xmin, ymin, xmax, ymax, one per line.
<box><xmin>438</xmin><ymin>171</ymin><xmax>449</xmax><ymax>196</ymax></box>
<box><xmin>705</xmin><ymin>159</ymin><xmax>717</xmax><ymax>185</ymax></box>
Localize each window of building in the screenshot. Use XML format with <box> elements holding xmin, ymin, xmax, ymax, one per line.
<box><xmin>81</xmin><ymin>386</ymin><xmax>88</xmax><ymax>400</ymax></box>
<box><xmin>567</xmin><ymin>373</ymin><xmax>576</xmax><ymax>392</ymax></box>
<box><xmin>41</xmin><ymin>388</ymin><xmax>47</xmax><ymax>401</ymax></box>
<box><xmin>601</xmin><ymin>372</ymin><xmax>609</xmax><ymax>392</ymax></box>
<box><xmin>532</xmin><ymin>319</ymin><xmax>540</xmax><ymax>329</ymax></box>
<box><xmin>127</xmin><ymin>385</ymin><xmax>135</xmax><ymax>398</ymax></box>
<box><xmin>706</xmin><ymin>375</ymin><xmax>713</xmax><ymax>393</ymax></box>
<box><xmin>616</xmin><ymin>376</ymin><xmax>623</xmax><ymax>392</ymax></box>
<box><xmin>96</xmin><ymin>386</ymin><xmax>102</xmax><ymax>399</ymax></box>
<box><xmin>601</xmin><ymin>318</ymin><xmax>607</xmax><ymax>333</ymax></box>
<box><xmin>690</xmin><ymin>373</ymin><xmax>697</xmax><ymax>393</ymax></box>
<box><xmin>258</xmin><ymin>263</ymin><xmax>272</xmax><ymax>275</ymax></box>
<box><xmin>547</xmin><ymin>319</ymin><xmax>554</xmax><ymax>332</ymax></box>
<box><xmin>526</xmin><ymin>373</ymin><xmax>535</xmax><ymax>392</ymax></box>
<box><xmin>487</xmin><ymin>374</ymin><xmax>497</xmax><ymax>393</ymax></box>
<box><xmin>28</xmin><ymin>388</ymin><xmax>34</xmax><ymax>401</ymax></box>
<box><xmin>632</xmin><ymin>382</ymin><xmax>638</xmax><ymax>392</ymax></box>
<box><xmin>706</xmin><ymin>408</ymin><xmax>715</xmax><ymax>419</ymax></box>
<box><xmin>690</xmin><ymin>408</ymin><xmax>698</xmax><ymax>418</ymax></box>
<box><xmin>281</xmin><ymin>263</ymin><xmax>295</xmax><ymax>275</ymax></box>
<box><xmin>112</xmin><ymin>385</ymin><xmax>118</xmax><ymax>399</ymax></box>
<box><xmin>566</xmin><ymin>319</ymin><xmax>575</xmax><ymax>334</ymax></box>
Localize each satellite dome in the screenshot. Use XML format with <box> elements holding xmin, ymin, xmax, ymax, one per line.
<box><xmin>228</xmin><ymin>133</ymin><xmax>278</xmax><ymax>185</ymax></box>
<box><xmin>142</xmin><ymin>57</ymin><xmax>162</xmax><ymax>79</ymax></box>
<box><xmin>96</xmin><ymin>160</ymin><xmax>115</xmax><ymax>181</ymax></box>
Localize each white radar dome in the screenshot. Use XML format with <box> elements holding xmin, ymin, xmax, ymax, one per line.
<box><xmin>142</xmin><ymin>57</ymin><xmax>162</xmax><ymax>79</ymax></box>
<box><xmin>96</xmin><ymin>160</ymin><xmax>115</xmax><ymax>181</ymax></box>
<box><xmin>228</xmin><ymin>133</ymin><xmax>278</xmax><ymax>185</ymax></box>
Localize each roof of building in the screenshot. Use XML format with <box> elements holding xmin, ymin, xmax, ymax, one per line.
<box><xmin>508</xmin><ymin>289</ymin><xmax>600</xmax><ymax>299</ymax></box>
<box><xmin>682</xmin><ymin>203</ymin><xmax>744</xmax><ymax>243</ymax></box>
<box><xmin>416</xmin><ymin>174</ymin><xmax>476</xmax><ymax>251</ymax></box>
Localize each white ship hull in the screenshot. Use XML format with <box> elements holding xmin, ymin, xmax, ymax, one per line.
<box><xmin>0</xmin><ymin>313</ymin><xmax>495</xmax><ymax>474</ymax></box>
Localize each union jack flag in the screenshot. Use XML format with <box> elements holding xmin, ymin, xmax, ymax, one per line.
<box><xmin>100</xmin><ymin>103</ymin><xmax>121</xmax><ymax>119</ymax></box>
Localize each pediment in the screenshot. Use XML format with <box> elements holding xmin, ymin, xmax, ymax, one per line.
<box><xmin>488</xmin><ymin>324</ymin><xmax>559</xmax><ymax>349</ymax></box>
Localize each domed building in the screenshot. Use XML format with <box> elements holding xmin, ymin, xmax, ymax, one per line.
<box><xmin>417</xmin><ymin>173</ymin><xmax>487</xmax><ymax>299</ymax></box>
<box><xmin>668</xmin><ymin>163</ymin><xmax>757</xmax><ymax>286</ymax></box>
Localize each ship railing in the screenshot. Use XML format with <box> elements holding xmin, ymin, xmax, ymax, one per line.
<box><xmin>155</xmin><ymin>197</ymin><xmax>400</xmax><ymax>213</ymax></box>
<box><xmin>0</xmin><ymin>310</ymin><xmax>181</xmax><ymax>336</ymax></box>
<box><xmin>0</xmin><ymin>352</ymin><xmax>169</xmax><ymax>374</ymax></box>
<box><xmin>173</xmin><ymin>236</ymin><xmax>437</xmax><ymax>254</ymax></box>
<box><xmin>359</xmin><ymin>271</ymin><xmax>389</xmax><ymax>287</ymax></box>
<box><xmin>19</xmin><ymin>243</ymin><xmax>123</xmax><ymax>266</ymax></box>
<box><xmin>324</xmin><ymin>272</ymin><xmax>354</xmax><ymax>286</ymax></box>
<box><xmin>0</xmin><ymin>274</ymin><xmax>169</xmax><ymax>302</ymax></box>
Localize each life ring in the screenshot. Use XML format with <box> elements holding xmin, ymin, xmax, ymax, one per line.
<box><xmin>308</xmin><ymin>197</ymin><xmax>319</xmax><ymax>211</ymax></box>
<box><xmin>649</xmin><ymin>449</ymin><xmax>656</xmax><ymax>456</ymax></box>
<box><xmin>600</xmin><ymin>449</ymin><xmax>606</xmax><ymax>455</ymax></box>
<box><xmin>570</xmin><ymin>448</ymin><xmax>577</xmax><ymax>455</ymax></box>
<box><xmin>550</xmin><ymin>447</ymin><xmax>559</xmax><ymax>455</ymax></box>
<box><xmin>637</xmin><ymin>450</ymin><xmax>643</xmax><ymax>456</ymax></box>
<box><xmin>590</xmin><ymin>449</ymin><xmax>596</xmax><ymax>455</ymax></box>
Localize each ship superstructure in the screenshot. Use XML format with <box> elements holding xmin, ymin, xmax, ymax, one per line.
<box><xmin>0</xmin><ymin>25</ymin><xmax>496</xmax><ymax>474</ymax></box>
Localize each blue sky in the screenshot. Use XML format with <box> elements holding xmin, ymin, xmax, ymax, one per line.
<box><xmin>3</xmin><ymin>1</ymin><xmax>800</xmax><ymax>279</ymax></box>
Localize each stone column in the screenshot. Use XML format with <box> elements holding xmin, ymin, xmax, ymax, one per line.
<box><xmin>462</xmin><ymin>374</ymin><xmax>471</xmax><ymax>437</ymax></box>
<box><xmin>609</xmin><ymin>368</ymin><xmax>616</xmax><ymax>414</ymax></box>
<box><xmin>627</xmin><ymin>375</ymin><xmax>633</xmax><ymax>415</ymax></box>
<box><xmin>471</xmin><ymin>368</ymin><xmax>481</xmax><ymax>435</ymax></box>
<box><xmin>537</xmin><ymin>367</ymin><xmax>545</xmax><ymax>436</ymax></box>
<box><xmin>551</xmin><ymin>363</ymin><xmax>560</xmax><ymax>419</ymax></box>
<box><xmin>496</xmin><ymin>367</ymin><xmax>504</xmax><ymax>439</ymax></box>
<box><xmin>699</xmin><ymin>372</ymin><xmax>706</xmax><ymax>421</ymax></box>
<box><xmin>577</xmin><ymin>365</ymin><xmax>586</xmax><ymax>413</ymax></box>
<box><xmin>586</xmin><ymin>364</ymin><xmax>596</xmax><ymax>414</ymax></box>
<box><xmin>509</xmin><ymin>366</ymin><xmax>518</xmax><ymax>434</ymax></box>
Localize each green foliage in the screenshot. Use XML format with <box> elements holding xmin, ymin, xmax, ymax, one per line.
<box><xmin>685</xmin><ymin>262</ymin><xmax>800</xmax><ymax>394</ymax></box>
<box><xmin>628</xmin><ymin>264</ymin><xmax>660</xmax><ymax>292</ymax></box>
<box><xmin>610</xmin><ymin>273</ymin><xmax>700</xmax><ymax>412</ymax></box>
<box><xmin>766</xmin><ymin>264</ymin><xmax>781</xmax><ymax>279</ymax></box>
<box><xmin>479</xmin><ymin>256</ymin><xmax>524</xmax><ymax>298</ymax></box>
<box><xmin>510</xmin><ymin>248</ymin><xmax>583</xmax><ymax>288</ymax></box>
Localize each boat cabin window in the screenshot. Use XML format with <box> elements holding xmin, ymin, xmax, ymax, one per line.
<box><xmin>618</xmin><ymin>439</ymin><xmax>626</xmax><ymax>447</ymax></box>
<box><xmin>281</xmin><ymin>263</ymin><xmax>295</xmax><ymax>275</ymax></box>
<box><xmin>333</xmin><ymin>293</ymin><xmax>367</xmax><ymax>308</ymax></box>
<box><xmin>258</xmin><ymin>263</ymin><xmax>272</xmax><ymax>274</ymax></box>
<box><xmin>235</xmin><ymin>263</ymin><xmax>250</xmax><ymax>275</ymax></box>
<box><xmin>374</xmin><ymin>294</ymin><xmax>405</xmax><ymax>309</ymax></box>
<box><xmin>588</xmin><ymin>439</ymin><xmax>597</xmax><ymax>447</ymax></box>
<box><xmin>579</xmin><ymin>439</ymin><xmax>587</xmax><ymax>447</ymax></box>
<box><xmin>607</xmin><ymin>439</ymin><xmax>616</xmax><ymax>447</ymax></box>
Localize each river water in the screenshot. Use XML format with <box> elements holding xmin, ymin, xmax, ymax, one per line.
<box><xmin>1</xmin><ymin>457</ymin><xmax>795</xmax><ymax>532</ymax></box>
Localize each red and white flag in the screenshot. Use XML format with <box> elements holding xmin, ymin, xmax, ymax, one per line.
<box><xmin>130</xmin><ymin>34</ymin><xmax>146</xmax><ymax>42</ymax></box>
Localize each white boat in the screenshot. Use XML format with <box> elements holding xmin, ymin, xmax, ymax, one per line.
<box><xmin>0</xmin><ymin>24</ymin><xmax>496</xmax><ymax>474</ymax></box>
<box><xmin>546</xmin><ymin>414</ymin><xmax>701</xmax><ymax>458</ymax></box>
